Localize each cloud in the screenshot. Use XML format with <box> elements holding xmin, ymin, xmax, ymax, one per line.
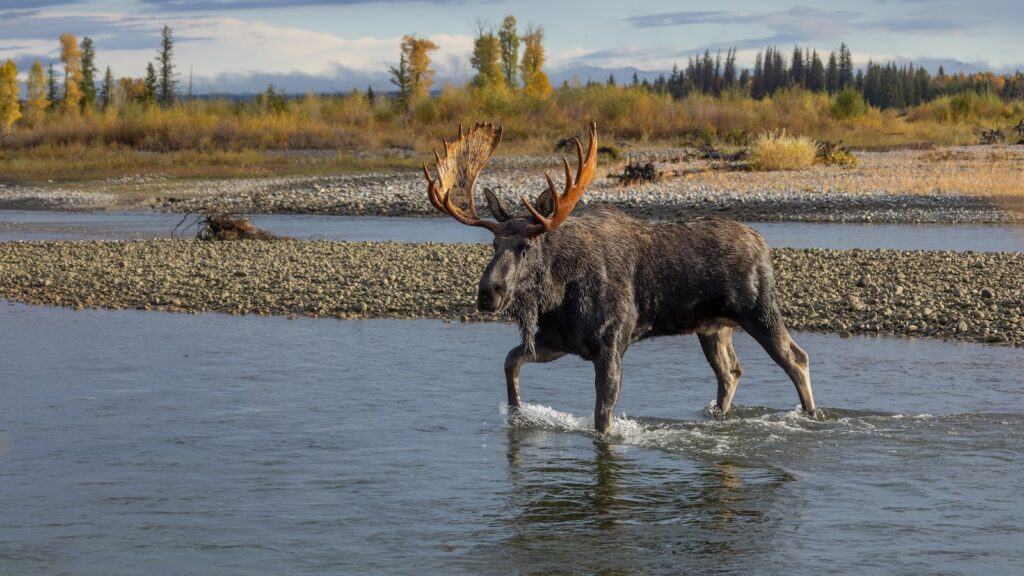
<box><xmin>626</xmin><ymin>7</ymin><xmax>979</xmax><ymax>39</ymax></box>
<box><xmin>0</xmin><ymin>1</ymin><xmax>78</xmax><ymax>8</ymax></box>
<box><xmin>139</xmin><ymin>0</ymin><xmax>461</xmax><ymax>11</ymax></box>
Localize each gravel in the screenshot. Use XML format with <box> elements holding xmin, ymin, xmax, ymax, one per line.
<box><xmin>2</xmin><ymin>147</ymin><xmax>1021</xmax><ymax>223</ymax></box>
<box><xmin>0</xmin><ymin>240</ymin><xmax>1020</xmax><ymax>346</ymax></box>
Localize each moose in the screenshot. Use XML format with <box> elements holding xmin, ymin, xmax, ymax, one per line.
<box><xmin>422</xmin><ymin>122</ymin><xmax>817</xmax><ymax>435</ymax></box>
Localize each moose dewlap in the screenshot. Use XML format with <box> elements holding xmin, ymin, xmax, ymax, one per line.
<box><xmin>423</xmin><ymin>121</ymin><xmax>817</xmax><ymax>435</ymax></box>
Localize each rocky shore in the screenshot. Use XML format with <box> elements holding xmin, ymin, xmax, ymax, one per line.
<box><xmin>0</xmin><ymin>240</ymin><xmax>1020</xmax><ymax>346</ymax></box>
<box><xmin>1</xmin><ymin>147</ymin><xmax>1021</xmax><ymax>223</ymax></box>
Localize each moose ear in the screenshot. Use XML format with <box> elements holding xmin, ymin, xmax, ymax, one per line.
<box><xmin>534</xmin><ymin>188</ymin><xmax>555</xmax><ymax>218</ymax></box>
<box><xmin>483</xmin><ymin>187</ymin><xmax>513</xmax><ymax>222</ymax></box>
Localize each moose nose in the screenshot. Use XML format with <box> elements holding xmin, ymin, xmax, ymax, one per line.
<box><xmin>478</xmin><ymin>282</ymin><xmax>506</xmax><ymax>312</ymax></box>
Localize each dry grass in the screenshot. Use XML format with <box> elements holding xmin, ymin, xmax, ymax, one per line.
<box><xmin>749</xmin><ymin>131</ymin><xmax>818</xmax><ymax>171</ymax></box>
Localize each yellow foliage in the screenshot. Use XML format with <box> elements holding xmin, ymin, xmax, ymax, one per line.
<box><xmin>0</xmin><ymin>59</ymin><xmax>20</xmax><ymax>134</ymax></box>
<box><xmin>60</xmin><ymin>33</ymin><xmax>84</xmax><ymax>116</ymax></box>
<box><xmin>750</xmin><ymin>131</ymin><xmax>818</xmax><ymax>171</ymax></box>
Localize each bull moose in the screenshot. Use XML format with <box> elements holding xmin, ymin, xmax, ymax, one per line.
<box><xmin>422</xmin><ymin>122</ymin><xmax>817</xmax><ymax>435</ymax></box>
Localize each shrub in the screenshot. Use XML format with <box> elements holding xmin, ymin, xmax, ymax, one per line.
<box><xmin>831</xmin><ymin>88</ymin><xmax>869</xmax><ymax>119</ymax></box>
<box><xmin>749</xmin><ymin>131</ymin><xmax>818</xmax><ymax>171</ymax></box>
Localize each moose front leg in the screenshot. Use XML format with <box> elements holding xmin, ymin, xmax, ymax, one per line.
<box><xmin>504</xmin><ymin>343</ymin><xmax>566</xmax><ymax>408</ymax></box>
<box><xmin>592</xmin><ymin>351</ymin><xmax>624</xmax><ymax>436</ymax></box>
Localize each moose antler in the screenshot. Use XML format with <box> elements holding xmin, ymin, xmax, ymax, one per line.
<box><xmin>521</xmin><ymin>121</ymin><xmax>597</xmax><ymax>236</ymax></box>
<box><xmin>423</xmin><ymin>122</ymin><xmax>503</xmax><ymax>232</ymax></box>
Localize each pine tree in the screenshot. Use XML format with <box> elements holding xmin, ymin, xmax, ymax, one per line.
<box><xmin>838</xmin><ymin>43</ymin><xmax>854</xmax><ymax>90</ymax></box>
<box><xmin>80</xmin><ymin>36</ymin><xmax>97</xmax><ymax>110</ymax></box>
<box><xmin>25</xmin><ymin>61</ymin><xmax>50</xmax><ymax>126</ymax></box>
<box><xmin>388</xmin><ymin>53</ymin><xmax>412</xmax><ymax>109</ymax></box>
<box><xmin>520</xmin><ymin>26</ymin><xmax>551</xmax><ymax>98</ymax></box>
<box><xmin>0</xmin><ymin>59</ymin><xmax>21</xmax><ymax>138</ymax></box>
<box><xmin>144</xmin><ymin>62</ymin><xmax>158</xmax><ymax>104</ymax></box>
<box><xmin>498</xmin><ymin>15</ymin><xmax>519</xmax><ymax>90</ymax></box>
<box><xmin>366</xmin><ymin>84</ymin><xmax>375</xmax><ymax>102</ymax></box>
<box><xmin>607</xmin><ymin>74</ymin><xmax>615</xmax><ymax>86</ymax></box>
<box><xmin>790</xmin><ymin>46</ymin><xmax>805</xmax><ymax>88</ymax></box>
<box><xmin>807</xmin><ymin>50</ymin><xmax>825</xmax><ymax>92</ymax></box>
<box><xmin>470</xmin><ymin>23</ymin><xmax>504</xmax><ymax>89</ymax></box>
<box><xmin>100</xmin><ymin>66</ymin><xmax>114</xmax><ymax>110</ymax></box>
<box><xmin>631</xmin><ymin>72</ymin><xmax>640</xmax><ymax>87</ymax></box>
<box><xmin>723</xmin><ymin>48</ymin><xmax>737</xmax><ymax>89</ymax></box>
<box><xmin>59</xmin><ymin>33</ymin><xmax>84</xmax><ymax>116</ymax></box>
<box><xmin>825</xmin><ymin>51</ymin><xmax>839</xmax><ymax>94</ymax></box>
<box><xmin>157</xmin><ymin>25</ymin><xmax>176</xmax><ymax>106</ymax></box>
<box><xmin>46</xmin><ymin>63</ymin><xmax>59</xmax><ymax>106</ymax></box>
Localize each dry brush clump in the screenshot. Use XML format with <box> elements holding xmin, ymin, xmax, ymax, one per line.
<box><xmin>749</xmin><ymin>131</ymin><xmax>818</xmax><ymax>171</ymax></box>
<box><xmin>176</xmin><ymin>210</ymin><xmax>280</xmax><ymax>241</ymax></box>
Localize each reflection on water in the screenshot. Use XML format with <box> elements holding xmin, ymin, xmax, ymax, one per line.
<box><xmin>0</xmin><ymin>210</ymin><xmax>1022</xmax><ymax>251</ymax></box>
<box><xmin>1</xmin><ymin>304</ymin><xmax>1022</xmax><ymax>575</ymax></box>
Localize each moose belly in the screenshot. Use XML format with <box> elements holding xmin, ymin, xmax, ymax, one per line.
<box><xmin>638</xmin><ymin>315</ymin><xmax>740</xmax><ymax>340</ymax></box>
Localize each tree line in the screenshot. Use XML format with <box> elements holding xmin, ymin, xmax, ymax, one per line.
<box><xmin>646</xmin><ymin>43</ymin><xmax>1024</xmax><ymax>108</ymax></box>
<box><xmin>0</xmin><ymin>26</ymin><xmax>178</xmax><ymax>137</ymax></box>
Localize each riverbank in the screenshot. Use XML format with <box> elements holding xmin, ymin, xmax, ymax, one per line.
<box><xmin>0</xmin><ymin>240</ymin><xmax>1019</xmax><ymax>346</ymax></box>
<box><xmin>1</xmin><ymin>146</ymin><xmax>1022</xmax><ymax>223</ymax></box>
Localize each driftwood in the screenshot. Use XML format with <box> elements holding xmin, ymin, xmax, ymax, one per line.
<box><xmin>175</xmin><ymin>210</ymin><xmax>280</xmax><ymax>241</ymax></box>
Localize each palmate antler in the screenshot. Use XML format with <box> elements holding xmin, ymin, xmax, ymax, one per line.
<box><xmin>520</xmin><ymin>121</ymin><xmax>597</xmax><ymax>236</ymax></box>
<box><xmin>422</xmin><ymin>122</ymin><xmax>503</xmax><ymax>233</ymax></box>
<box><xmin>423</xmin><ymin>121</ymin><xmax>598</xmax><ymax>235</ymax></box>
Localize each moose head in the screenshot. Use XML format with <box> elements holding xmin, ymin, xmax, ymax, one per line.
<box><xmin>422</xmin><ymin>121</ymin><xmax>597</xmax><ymax>314</ymax></box>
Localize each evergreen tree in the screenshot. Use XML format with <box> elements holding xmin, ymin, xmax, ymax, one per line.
<box><xmin>807</xmin><ymin>50</ymin><xmax>825</xmax><ymax>92</ymax></box>
<box><xmin>723</xmin><ymin>48</ymin><xmax>737</xmax><ymax>89</ymax></box>
<box><xmin>751</xmin><ymin>51</ymin><xmax>764</xmax><ymax>99</ymax></box>
<box><xmin>25</xmin><ymin>61</ymin><xmax>50</xmax><ymax>126</ymax></box>
<box><xmin>388</xmin><ymin>52</ymin><xmax>411</xmax><ymax>109</ymax></box>
<box><xmin>46</xmin><ymin>63</ymin><xmax>59</xmax><ymax>106</ymax></box>
<box><xmin>157</xmin><ymin>25</ymin><xmax>176</xmax><ymax>106</ymax></box>
<box><xmin>498</xmin><ymin>15</ymin><xmax>519</xmax><ymax>90</ymax></box>
<box><xmin>80</xmin><ymin>36</ymin><xmax>97</xmax><ymax>110</ymax></box>
<box><xmin>631</xmin><ymin>72</ymin><xmax>640</xmax><ymax>86</ymax></box>
<box><xmin>366</xmin><ymin>84</ymin><xmax>375</xmax><ymax>102</ymax></box>
<box><xmin>790</xmin><ymin>46</ymin><xmax>805</xmax><ymax>88</ymax></box>
<box><xmin>838</xmin><ymin>43</ymin><xmax>854</xmax><ymax>89</ymax></box>
<box><xmin>825</xmin><ymin>51</ymin><xmax>839</xmax><ymax>93</ymax></box>
<box><xmin>144</xmin><ymin>62</ymin><xmax>158</xmax><ymax>104</ymax></box>
<box><xmin>100</xmin><ymin>66</ymin><xmax>114</xmax><ymax>110</ymax></box>
<box><xmin>607</xmin><ymin>74</ymin><xmax>615</xmax><ymax>86</ymax></box>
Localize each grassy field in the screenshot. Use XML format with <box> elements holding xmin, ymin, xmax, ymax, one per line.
<box><xmin>1</xmin><ymin>85</ymin><xmax>1022</xmax><ymax>183</ymax></box>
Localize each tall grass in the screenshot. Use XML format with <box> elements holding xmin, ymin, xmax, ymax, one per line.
<box><xmin>4</xmin><ymin>85</ymin><xmax>1022</xmax><ymax>160</ymax></box>
<box><xmin>749</xmin><ymin>131</ymin><xmax>819</xmax><ymax>171</ymax></box>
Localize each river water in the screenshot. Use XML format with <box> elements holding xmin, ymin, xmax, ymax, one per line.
<box><xmin>1</xmin><ymin>303</ymin><xmax>1021</xmax><ymax>575</ymax></box>
<box><xmin>0</xmin><ymin>210</ymin><xmax>1022</xmax><ymax>251</ymax></box>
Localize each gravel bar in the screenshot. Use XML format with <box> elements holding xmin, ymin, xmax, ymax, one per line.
<box><xmin>2</xmin><ymin>148</ymin><xmax>1022</xmax><ymax>223</ymax></box>
<box><xmin>0</xmin><ymin>240</ymin><xmax>1020</xmax><ymax>346</ymax></box>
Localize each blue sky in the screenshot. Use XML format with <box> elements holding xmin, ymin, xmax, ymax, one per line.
<box><xmin>0</xmin><ymin>0</ymin><xmax>1020</xmax><ymax>93</ymax></box>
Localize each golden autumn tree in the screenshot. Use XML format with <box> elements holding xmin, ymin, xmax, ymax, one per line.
<box><xmin>0</xmin><ymin>59</ymin><xmax>21</xmax><ymax>138</ymax></box>
<box><xmin>520</xmin><ymin>26</ymin><xmax>551</xmax><ymax>98</ymax></box>
<box><xmin>60</xmin><ymin>32</ymin><xmax>84</xmax><ymax>116</ymax></box>
<box><xmin>401</xmin><ymin>34</ymin><xmax>439</xmax><ymax>99</ymax></box>
<box><xmin>24</xmin><ymin>61</ymin><xmax>50</xmax><ymax>126</ymax></box>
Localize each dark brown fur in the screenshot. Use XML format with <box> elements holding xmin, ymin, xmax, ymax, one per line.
<box><xmin>480</xmin><ymin>200</ymin><xmax>816</xmax><ymax>434</ymax></box>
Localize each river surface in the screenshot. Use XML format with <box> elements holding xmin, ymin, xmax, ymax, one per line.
<box><xmin>1</xmin><ymin>303</ymin><xmax>1022</xmax><ymax>575</ymax></box>
<box><xmin>1</xmin><ymin>210</ymin><xmax>1022</xmax><ymax>251</ymax></box>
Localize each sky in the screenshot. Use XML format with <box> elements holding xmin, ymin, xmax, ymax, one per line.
<box><xmin>0</xmin><ymin>0</ymin><xmax>1021</xmax><ymax>93</ymax></box>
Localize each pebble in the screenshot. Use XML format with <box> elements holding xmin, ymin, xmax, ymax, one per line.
<box><xmin>0</xmin><ymin>240</ymin><xmax>1020</xmax><ymax>347</ymax></box>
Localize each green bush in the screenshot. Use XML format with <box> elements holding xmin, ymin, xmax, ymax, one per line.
<box><xmin>831</xmin><ymin>88</ymin><xmax>869</xmax><ymax>119</ymax></box>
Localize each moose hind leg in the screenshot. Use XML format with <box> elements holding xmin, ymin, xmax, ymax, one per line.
<box><xmin>504</xmin><ymin>342</ymin><xmax>565</xmax><ymax>408</ymax></box>
<box><xmin>741</xmin><ymin>316</ymin><xmax>816</xmax><ymax>416</ymax></box>
<box><xmin>698</xmin><ymin>327</ymin><xmax>743</xmax><ymax>415</ymax></box>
